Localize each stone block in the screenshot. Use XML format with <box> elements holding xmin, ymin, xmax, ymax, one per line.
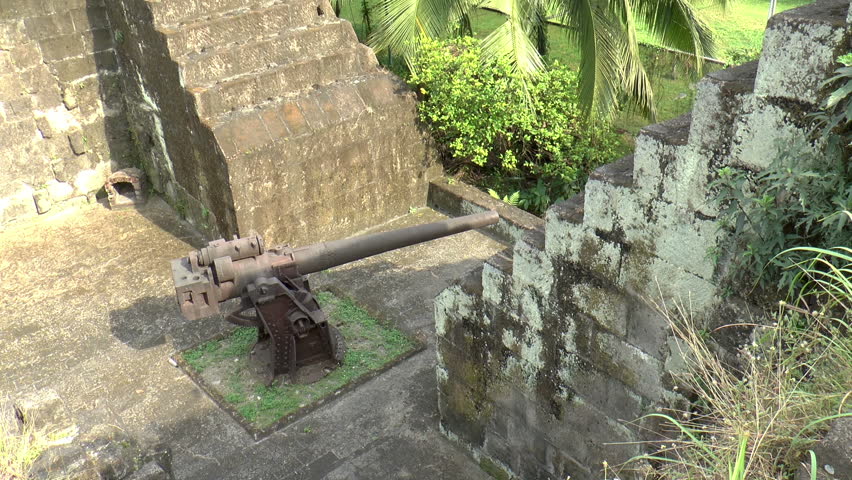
<box><xmin>33</xmin><ymin>188</ymin><xmax>51</xmax><ymax>213</ymax></box>
<box><xmin>24</xmin><ymin>13</ymin><xmax>75</xmax><ymax>40</ymax></box>
<box><xmin>755</xmin><ymin>0</ymin><xmax>849</xmax><ymax>104</ymax></box>
<box><xmin>0</xmin><ymin>72</ymin><xmax>25</xmax><ymax>103</ymax></box>
<box><xmin>586</xmin><ymin>329</ymin><xmax>665</xmax><ymax>402</ymax></box>
<box><xmin>625</xmin><ymin>295</ymin><xmax>669</xmax><ymax>360</ymax></box>
<box><xmin>51</xmin><ymin>51</ymin><xmax>116</xmax><ymax>83</ymax></box>
<box><xmin>0</xmin><ymin>20</ymin><xmax>26</xmax><ymax>49</ymax></box>
<box><xmin>73</xmin><ymin>167</ymin><xmax>107</xmax><ymax>195</ymax></box>
<box><xmin>356</xmin><ymin>74</ymin><xmax>403</xmax><ymax>109</ymax></box>
<box><xmin>279</xmin><ymin>102</ymin><xmax>310</xmax><ymax>137</ymax></box>
<box><xmin>14</xmin><ymin>389</ymin><xmax>75</xmax><ymax>432</ymax></box>
<box><xmin>46</xmin><ymin>179</ymin><xmax>74</xmax><ymax>202</ymax></box>
<box><xmin>729</xmin><ymin>98</ymin><xmax>813</xmax><ymax>171</ymax></box>
<box><xmin>258</xmin><ymin>107</ymin><xmax>289</xmax><ymax>141</ymax></box>
<box><xmin>0</xmin><ymin>50</ymin><xmax>12</xmax><ymax>74</ymax></box>
<box><xmin>38</xmin><ymin>34</ymin><xmax>86</xmax><ymax>62</ymax></box>
<box><xmin>62</xmin><ymin>88</ymin><xmax>78</xmax><ymax>109</ymax></box>
<box><xmin>69</xmin><ymin>7</ymin><xmax>110</xmax><ymax>32</ymax></box>
<box><xmin>438</xmin><ymin>378</ymin><xmax>488</xmax><ymax>448</ymax></box>
<box><xmin>0</xmin><ymin>0</ymin><xmax>53</xmax><ymax>21</ymax></box>
<box><xmin>512</xmin><ymin>229</ymin><xmax>552</xmax><ymax>298</ymax></box>
<box><xmin>558</xmin><ymin>353</ymin><xmax>646</xmax><ymax>421</ymax></box>
<box><xmin>575</xmin><ymin>232</ymin><xmax>623</xmax><ymax>286</ymax></box>
<box><xmin>482</xmin><ymin>251</ymin><xmax>513</xmax><ymax>308</ymax></box>
<box><xmin>228</xmin><ymin>112</ymin><xmax>271</xmax><ymax>154</ymax></box>
<box><xmin>569</xmin><ymin>282</ymin><xmax>628</xmax><ymax>337</ymax></box>
<box><xmin>10</xmin><ymin>42</ymin><xmax>43</xmax><ymax>70</ymax></box>
<box><xmin>297</xmin><ymin>95</ymin><xmax>328</xmax><ymax>131</ymax></box>
<box><xmin>0</xmin><ymin>185</ymin><xmax>37</xmax><ymax>223</ymax></box>
<box><xmin>82</xmin><ymin>28</ymin><xmax>113</xmax><ymax>53</ymax></box>
<box><xmin>581</xmin><ymin>181</ymin><xmax>624</xmax><ymax>235</ymax></box>
<box><xmin>22</xmin><ymin>65</ymin><xmax>62</xmax><ymax>109</ymax></box>
<box><xmin>68</xmin><ymin>130</ymin><xmax>87</xmax><ymax>154</ymax></box>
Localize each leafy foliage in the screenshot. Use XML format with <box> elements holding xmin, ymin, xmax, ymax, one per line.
<box><xmin>368</xmin><ymin>0</ymin><xmax>722</xmax><ymax>119</ymax></box>
<box><xmin>712</xmin><ymin>55</ymin><xmax>852</xmax><ymax>290</ymax></box>
<box><xmin>409</xmin><ymin>37</ymin><xmax>619</xmax><ymax>215</ymax></box>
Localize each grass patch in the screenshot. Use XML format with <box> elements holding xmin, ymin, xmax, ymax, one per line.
<box><xmin>619</xmin><ymin>247</ymin><xmax>851</xmax><ymax>479</ymax></box>
<box><xmin>179</xmin><ymin>291</ymin><xmax>417</xmax><ymax>431</ymax></box>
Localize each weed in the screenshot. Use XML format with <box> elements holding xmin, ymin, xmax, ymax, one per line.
<box><xmin>620</xmin><ymin>248</ymin><xmax>851</xmax><ymax>480</ymax></box>
<box><xmin>0</xmin><ymin>400</ymin><xmax>77</xmax><ymax>479</ymax></box>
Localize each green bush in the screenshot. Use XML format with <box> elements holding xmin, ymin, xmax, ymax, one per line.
<box><xmin>408</xmin><ymin>37</ymin><xmax>620</xmax><ymax>215</ymax></box>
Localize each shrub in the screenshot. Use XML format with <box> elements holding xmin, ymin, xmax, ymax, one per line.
<box><xmin>408</xmin><ymin>37</ymin><xmax>620</xmax><ymax>215</ymax></box>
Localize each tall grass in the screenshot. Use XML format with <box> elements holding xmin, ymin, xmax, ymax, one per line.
<box><xmin>0</xmin><ymin>400</ymin><xmax>76</xmax><ymax>479</ymax></box>
<box><xmin>621</xmin><ymin>247</ymin><xmax>851</xmax><ymax>480</ymax></box>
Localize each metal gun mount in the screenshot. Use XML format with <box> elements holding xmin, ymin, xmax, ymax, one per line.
<box><xmin>171</xmin><ymin>211</ymin><xmax>499</xmax><ymax>383</ymax></box>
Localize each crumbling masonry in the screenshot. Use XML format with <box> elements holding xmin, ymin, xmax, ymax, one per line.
<box><xmin>434</xmin><ymin>2</ymin><xmax>851</xmax><ymax>479</ymax></box>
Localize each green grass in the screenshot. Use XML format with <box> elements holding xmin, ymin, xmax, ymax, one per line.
<box><xmin>180</xmin><ymin>292</ymin><xmax>416</xmax><ymax>430</ymax></box>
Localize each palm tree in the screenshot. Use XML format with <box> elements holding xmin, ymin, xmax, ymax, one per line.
<box><xmin>368</xmin><ymin>0</ymin><xmax>721</xmax><ymax>120</ymax></box>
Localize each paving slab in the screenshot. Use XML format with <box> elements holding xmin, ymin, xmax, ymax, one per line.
<box><xmin>0</xmin><ymin>198</ymin><xmax>503</xmax><ymax>479</ymax></box>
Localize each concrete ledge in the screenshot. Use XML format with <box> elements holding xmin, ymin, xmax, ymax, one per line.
<box><xmin>427</xmin><ymin>178</ymin><xmax>544</xmax><ymax>245</ymax></box>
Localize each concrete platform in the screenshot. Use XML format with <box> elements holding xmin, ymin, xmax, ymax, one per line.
<box><xmin>0</xmin><ymin>198</ymin><xmax>505</xmax><ymax>479</ymax></box>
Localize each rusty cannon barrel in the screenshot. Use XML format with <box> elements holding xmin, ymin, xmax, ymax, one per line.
<box><xmin>291</xmin><ymin>210</ymin><xmax>499</xmax><ymax>274</ymax></box>
<box><xmin>172</xmin><ymin>210</ymin><xmax>499</xmax><ymax>321</ymax></box>
<box><xmin>171</xmin><ymin>210</ymin><xmax>499</xmax><ymax>381</ymax></box>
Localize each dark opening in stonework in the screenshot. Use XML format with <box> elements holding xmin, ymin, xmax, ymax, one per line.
<box><xmin>114</xmin><ymin>181</ymin><xmax>136</xmax><ymax>200</ymax></box>
<box><xmin>106</xmin><ymin>168</ymin><xmax>147</xmax><ymax>209</ymax></box>
<box><xmin>316</xmin><ymin>6</ymin><xmax>324</xmax><ymax>16</ymax></box>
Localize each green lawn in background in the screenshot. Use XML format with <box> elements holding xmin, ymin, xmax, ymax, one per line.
<box><xmin>180</xmin><ymin>291</ymin><xmax>416</xmax><ymax>430</ymax></box>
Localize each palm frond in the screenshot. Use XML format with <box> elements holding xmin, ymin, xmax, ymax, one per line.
<box><xmin>480</xmin><ymin>0</ymin><xmax>546</xmax><ymax>74</ymax></box>
<box><xmin>554</xmin><ymin>0</ymin><xmax>625</xmax><ymax>118</ymax></box>
<box><xmin>611</xmin><ymin>0</ymin><xmax>657</xmax><ymax>119</ymax></box>
<box><xmin>633</xmin><ymin>0</ymin><xmax>716</xmax><ymax>65</ymax></box>
<box><xmin>368</xmin><ymin>0</ymin><xmax>470</xmax><ymax>64</ymax></box>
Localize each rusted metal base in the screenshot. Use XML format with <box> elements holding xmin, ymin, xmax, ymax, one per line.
<box><xmin>226</xmin><ymin>276</ymin><xmax>345</xmax><ymax>383</ymax></box>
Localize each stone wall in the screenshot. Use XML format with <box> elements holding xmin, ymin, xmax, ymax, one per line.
<box><xmin>0</xmin><ymin>0</ymin><xmax>133</xmax><ymax>223</ymax></box>
<box><xmin>105</xmin><ymin>0</ymin><xmax>440</xmax><ymax>245</ymax></box>
<box><xmin>434</xmin><ymin>2</ymin><xmax>851</xmax><ymax>479</ymax></box>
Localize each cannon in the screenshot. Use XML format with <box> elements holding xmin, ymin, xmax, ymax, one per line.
<box><xmin>171</xmin><ymin>211</ymin><xmax>499</xmax><ymax>382</ymax></box>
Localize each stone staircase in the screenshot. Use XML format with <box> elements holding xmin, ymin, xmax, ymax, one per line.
<box><xmin>435</xmin><ymin>1</ymin><xmax>851</xmax><ymax>479</ymax></box>
<box><xmin>108</xmin><ymin>0</ymin><xmax>437</xmax><ymax>245</ymax></box>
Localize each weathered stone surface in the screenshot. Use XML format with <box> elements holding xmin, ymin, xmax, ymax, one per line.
<box><xmin>1</xmin><ymin>0</ymin><xmax>129</xmax><ymax>226</ymax></box>
<box><xmin>436</xmin><ymin>2</ymin><xmax>851</xmax><ymax>480</ymax></box>
<box><xmin>33</xmin><ymin>188</ymin><xmax>52</xmax><ymax>213</ymax></box>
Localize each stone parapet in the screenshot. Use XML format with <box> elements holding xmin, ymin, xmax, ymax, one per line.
<box><xmin>435</xmin><ymin>1</ymin><xmax>851</xmax><ymax>479</ymax></box>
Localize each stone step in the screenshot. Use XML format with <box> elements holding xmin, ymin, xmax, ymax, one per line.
<box><xmin>179</xmin><ymin>20</ymin><xmax>359</xmax><ymax>88</ymax></box>
<box><xmin>161</xmin><ymin>2</ymin><xmax>322</xmax><ymax>58</ymax></box>
<box><xmin>581</xmin><ymin>154</ymin><xmax>635</xmax><ymax>235</ymax></box>
<box><xmin>207</xmin><ymin>72</ymin><xmax>411</xmax><ymax>151</ymax></box>
<box><xmin>192</xmin><ymin>45</ymin><xmax>376</xmax><ymax>119</ymax></box>
<box><xmin>150</xmin><ymin>0</ymin><xmax>320</xmax><ymax>28</ymax></box>
<box><xmin>632</xmin><ymin>114</ymin><xmax>691</xmax><ymax>205</ymax></box>
<box><xmin>754</xmin><ymin>0</ymin><xmax>849</xmax><ymax>105</ymax></box>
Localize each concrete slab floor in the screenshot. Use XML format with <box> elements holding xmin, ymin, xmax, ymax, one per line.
<box><xmin>0</xmin><ymin>197</ymin><xmax>505</xmax><ymax>479</ymax></box>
